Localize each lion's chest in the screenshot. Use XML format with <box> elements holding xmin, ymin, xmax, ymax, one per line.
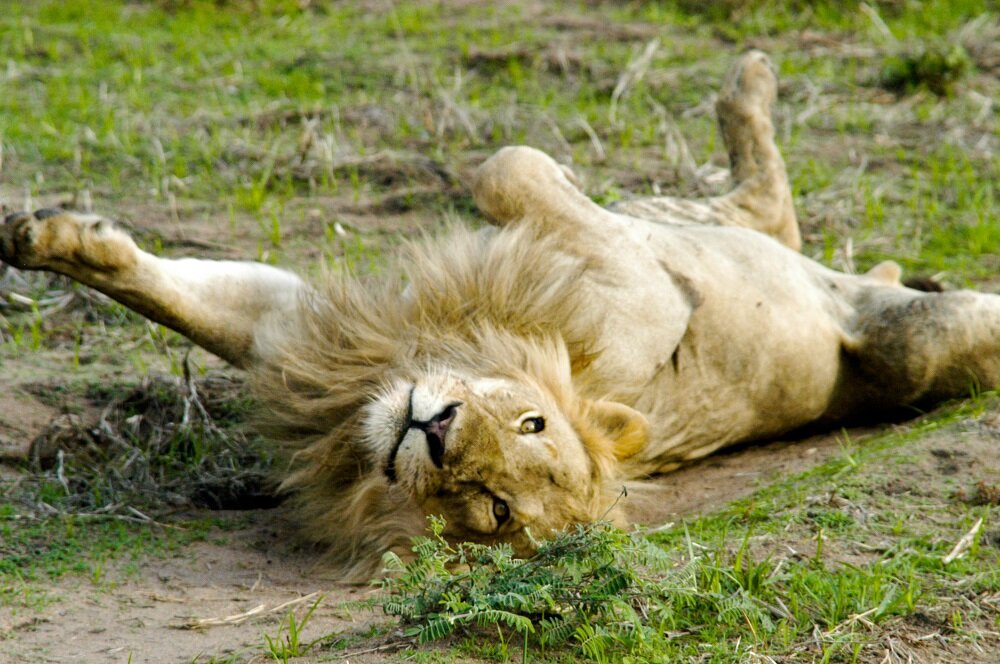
<box><xmin>568</xmin><ymin>252</ymin><xmax>695</xmax><ymax>403</ymax></box>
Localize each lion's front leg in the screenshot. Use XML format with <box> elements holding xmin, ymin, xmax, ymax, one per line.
<box><xmin>0</xmin><ymin>209</ymin><xmax>305</xmax><ymax>368</ymax></box>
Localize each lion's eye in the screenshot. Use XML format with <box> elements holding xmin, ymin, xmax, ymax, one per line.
<box><xmin>493</xmin><ymin>497</ymin><xmax>510</xmax><ymax>526</ymax></box>
<box><xmin>519</xmin><ymin>416</ymin><xmax>545</xmax><ymax>434</ymax></box>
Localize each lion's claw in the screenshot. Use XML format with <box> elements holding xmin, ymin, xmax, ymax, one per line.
<box><xmin>3</xmin><ymin>210</ymin><xmax>30</xmax><ymax>225</ymax></box>
<box><xmin>0</xmin><ymin>212</ymin><xmax>30</xmax><ymax>267</ymax></box>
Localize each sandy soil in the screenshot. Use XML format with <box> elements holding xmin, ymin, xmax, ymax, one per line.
<box><xmin>2</xmin><ymin>512</ymin><xmax>373</xmax><ymax>664</ymax></box>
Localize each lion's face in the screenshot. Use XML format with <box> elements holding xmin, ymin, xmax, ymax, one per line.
<box><xmin>362</xmin><ymin>369</ymin><xmax>648</xmax><ymax>555</ymax></box>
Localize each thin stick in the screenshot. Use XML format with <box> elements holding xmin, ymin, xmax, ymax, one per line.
<box><xmin>943</xmin><ymin>517</ymin><xmax>984</xmax><ymax>565</ymax></box>
<box><xmin>179</xmin><ymin>591</ymin><xmax>323</xmax><ymax>630</ymax></box>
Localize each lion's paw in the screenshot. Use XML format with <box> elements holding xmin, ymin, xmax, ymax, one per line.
<box><xmin>718</xmin><ymin>50</ymin><xmax>777</xmax><ymax>117</ymax></box>
<box><xmin>0</xmin><ymin>209</ymin><xmax>114</xmax><ymax>272</ymax></box>
<box><xmin>0</xmin><ymin>209</ymin><xmax>53</xmax><ymax>270</ymax></box>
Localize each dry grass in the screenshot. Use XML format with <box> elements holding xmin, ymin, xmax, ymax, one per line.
<box><xmin>14</xmin><ymin>370</ymin><xmax>273</xmax><ymax>522</ymax></box>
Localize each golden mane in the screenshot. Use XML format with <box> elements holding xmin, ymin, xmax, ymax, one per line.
<box><xmin>250</xmin><ymin>223</ymin><xmax>609</xmax><ymax>579</ymax></box>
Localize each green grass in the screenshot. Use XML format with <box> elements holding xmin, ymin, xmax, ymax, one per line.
<box><xmin>1</xmin><ymin>0</ymin><xmax>996</xmax><ymax>275</ymax></box>
<box><xmin>0</xmin><ymin>0</ymin><xmax>998</xmax><ymax>661</ymax></box>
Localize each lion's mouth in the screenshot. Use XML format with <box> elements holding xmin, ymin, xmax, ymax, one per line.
<box><xmin>384</xmin><ymin>387</ymin><xmax>462</xmax><ymax>482</ymax></box>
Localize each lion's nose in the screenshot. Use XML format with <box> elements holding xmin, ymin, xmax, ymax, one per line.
<box><xmin>423</xmin><ymin>403</ymin><xmax>458</xmax><ymax>438</ymax></box>
<box><xmin>410</xmin><ymin>402</ymin><xmax>461</xmax><ymax>469</ymax></box>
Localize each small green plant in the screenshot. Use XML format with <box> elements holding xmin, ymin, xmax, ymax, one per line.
<box><xmin>881</xmin><ymin>44</ymin><xmax>971</xmax><ymax>96</ymax></box>
<box><xmin>28</xmin><ymin>302</ymin><xmax>43</xmax><ymax>350</ymax></box>
<box><xmin>267</xmin><ymin>208</ymin><xmax>283</xmax><ymax>248</ymax></box>
<box><xmin>381</xmin><ymin>517</ymin><xmax>679</xmax><ymax>662</ymax></box>
<box><xmin>262</xmin><ymin>594</ymin><xmax>325</xmax><ymax>662</ymax></box>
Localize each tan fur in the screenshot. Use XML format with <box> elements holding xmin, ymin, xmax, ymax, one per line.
<box><xmin>4</xmin><ymin>52</ymin><xmax>1000</xmax><ymax>581</ymax></box>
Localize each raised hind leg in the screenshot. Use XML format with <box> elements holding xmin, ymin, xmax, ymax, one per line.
<box><xmin>0</xmin><ymin>209</ymin><xmax>305</xmax><ymax>368</ymax></box>
<box><xmin>613</xmin><ymin>51</ymin><xmax>801</xmax><ymax>250</ymax></box>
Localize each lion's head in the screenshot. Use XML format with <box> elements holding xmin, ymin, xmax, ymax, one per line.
<box><xmin>255</xmin><ymin>226</ymin><xmax>650</xmax><ymax>578</ymax></box>
<box><xmin>362</xmin><ymin>351</ymin><xmax>649</xmax><ymax>556</ymax></box>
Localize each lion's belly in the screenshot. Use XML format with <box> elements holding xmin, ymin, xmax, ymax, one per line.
<box><xmin>572</xmin><ymin>222</ymin><xmax>853</xmax><ymax>476</ymax></box>
<box><xmin>629</xmin><ymin>293</ymin><xmax>847</xmax><ymax>474</ymax></box>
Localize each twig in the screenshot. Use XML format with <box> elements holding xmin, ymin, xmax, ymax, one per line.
<box><xmin>55</xmin><ymin>449</ymin><xmax>70</xmax><ymax>496</ymax></box>
<box><xmin>269</xmin><ymin>591</ymin><xmax>323</xmax><ymax>615</ymax></box>
<box><xmin>127</xmin><ymin>505</ymin><xmax>154</xmax><ymax>522</ymax></box>
<box><xmin>182</xmin><ymin>352</ymin><xmax>226</xmax><ymax>441</ymax></box>
<box><xmin>73</xmin><ymin>511</ymin><xmax>187</xmax><ymax>530</ymax></box>
<box><xmin>179</xmin><ymin>591</ymin><xmax>323</xmax><ymax>629</ymax></box>
<box><xmin>339</xmin><ymin>641</ymin><xmax>413</xmax><ymax>658</ymax></box>
<box><xmin>181</xmin><ymin>603</ymin><xmax>267</xmax><ymax>629</ymax></box>
<box><xmin>942</xmin><ymin>517</ymin><xmax>984</xmax><ymax>565</ymax></box>
<box><xmin>825</xmin><ymin>605</ymin><xmax>879</xmax><ymax>636</ymax></box>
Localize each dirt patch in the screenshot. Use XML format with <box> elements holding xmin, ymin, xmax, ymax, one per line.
<box><xmin>623</xmin><ymin>428</ymin><xmax>866</xmax><ymax>527</ymax></box>
<box><xmin>0</xmin><ymin>510</ymin><xmax>390</xmax><ymax>664</ymax></box>
<box><xmin>0</xmin><ymin>391</ymin><xmax>60</xmax><ymax>461</ymax></box>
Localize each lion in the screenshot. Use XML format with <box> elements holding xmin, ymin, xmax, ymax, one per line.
<box><xmin>2</xmin><ymin>52</ymin><xmax>999</xmax><ymax>581</ymax></box>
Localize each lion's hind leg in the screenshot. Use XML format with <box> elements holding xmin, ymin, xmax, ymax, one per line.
<box><xmin>711</xmin><ymin>50</ymin><xmax>799</xmax><ymax>249</ymax></box>
<box><xmin>613</xmin><ymin>51</ymin><xmax>801</xmax><ymax>250</ymax></box>
<box><xmin>0</xmin><ymin>209</ymin><xmax>304</xmax><ymax>368</ymax></box>
<box><xmin>845</xmin><ymin>288</ymin><xmax>1000</xmax><ymax>407</ymax></box>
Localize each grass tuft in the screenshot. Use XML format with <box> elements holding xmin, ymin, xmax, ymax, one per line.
<box><xmin>16</xmin><ymin>371</ymin><xmax>272</xmax><ymax>517</ymax></box>
<box><xmin>380</xmin><ymin>512</ymin><xmax>928</xmax><ymax>661</ymax></box>
<box><xmin>881</xmin><ymin>44</ymin><xmax>972</xmax><ymax>96</ymax></box>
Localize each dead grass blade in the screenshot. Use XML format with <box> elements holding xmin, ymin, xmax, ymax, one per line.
<box><xmin>942</xmin><ymin>517</ymin><xmax>984</xmax><ymax>565</ymax></box>
<box><xmin>178</xmin><ymin>591</ymin><xmax>323</xmax><ymax>630</ymax></box>
<box><xmin>16</xmin><ymin>372</ymin><xmax>274</xmax><ymax>518</ymax></box>
<box><xmin>609</xmin><ymin>39</ymin><xmax>660</xmax><ymax>125</ymax></box>
<box><xmin>574</xmin><ymin>116</ymin><xmax>606</xmax><ymax>163</ymax></box>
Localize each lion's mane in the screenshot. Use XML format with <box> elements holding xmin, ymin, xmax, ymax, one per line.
<box><xmin>251</xmin><ymin>223</ymin><xmax>611</xmax><ymax>579</ymax></box>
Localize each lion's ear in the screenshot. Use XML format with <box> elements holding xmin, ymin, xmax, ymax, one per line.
<box><xmin>584</xmin><ymin>400</ymin><xmax>649</xmax><ymax>461</ymax></box>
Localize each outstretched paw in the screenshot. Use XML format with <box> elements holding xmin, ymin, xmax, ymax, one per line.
<box><xmin>0</xmin><ymin>209</ymin><xmax>126</xmax><ymax>273</ymax></box>
<box><xmin>0</xmin><ymin>209</ymin><xmax>56</xmax><ymax>270</ymax></box>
